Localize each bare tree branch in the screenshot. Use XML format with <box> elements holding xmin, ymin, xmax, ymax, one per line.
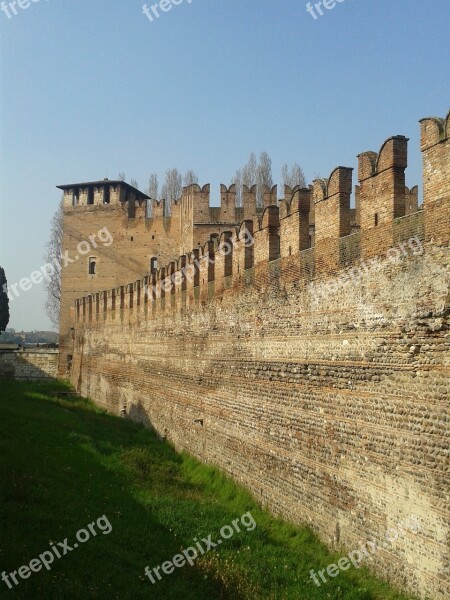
<box><xmin>231</xmin><ymin>169</ymin><xmax>243</xmax><ymax>207</ymax></box>
<box><xmin>43</xmin><ymin>197</ymin><xmax>63</xmax><ymax>329</ymax></box>
<box><xmin>183</xmin><ymin>170</ymin><xmax>198</xmax><ymax>187</ymax></box>
<box><xmin>281</xmin><ymin>162</ymin><xmax>306</xmax><ymax>189</ymax></box>
<box><xmin>256</xmin><ymin>151</ymin><xmax>273</xmax><ymax>205</ymax></box>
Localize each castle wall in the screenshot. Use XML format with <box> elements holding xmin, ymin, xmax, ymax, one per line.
<box><xmin>59</xmin><ymin>181</ymin><xmax>268</xmax><ymax>376</ymax></box>
<box><xmin>71</xmin><ymin>236</ymin><xmax>448</xmax><ymax>600</ymax></box>
<box><xmin>58</xmin><ymin>198</ymin><xmax>182</xmax><ymax>375</ymax></box>
<box><xmin>64</xmin><ymin>114</ymin><xmax>449</xmax><ymax>600</ymax></box>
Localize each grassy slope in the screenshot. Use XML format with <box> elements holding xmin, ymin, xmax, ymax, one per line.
<box><xmin>0</xmin><ymin>381</ymin><xmax>417</xmax><ymax>600</ymax></box>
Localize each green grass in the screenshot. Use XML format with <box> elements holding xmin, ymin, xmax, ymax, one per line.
<box><xmin>0</xmin><ymin>380</ymin><xmax>417</xmax><ymax>599</ymax></box>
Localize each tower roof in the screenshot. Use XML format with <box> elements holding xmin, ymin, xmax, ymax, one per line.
<box><xmin>56</xmin><ymin>179</ymin><xmax>150</xmax><ymax>200</ymax></box>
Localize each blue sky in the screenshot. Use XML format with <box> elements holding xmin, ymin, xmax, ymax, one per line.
<box><xmin>0</xmin><ymin>0</ymin><xmax>449</xmax><ymax>331</ymax></box>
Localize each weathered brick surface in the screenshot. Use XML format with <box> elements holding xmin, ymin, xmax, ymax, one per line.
<box><xmin>59</xmin><ymin>181</ymin><xmax>269</xmax><ymax>376</ymax></box>
<box><xmin>72</xmin><ymin>242</ymin><xmax>449</xmax><ymax>600</ymax></box>
<box><xmin>0</xmin><ymin>350</ymin><xmax>59</xmax><ymax>380</ymax></box>
<box><xmin>420</xmin><ymin>113</ymin><xmax>450</xmax><ymax>245</ymax></box>
<box><xmin>63</xmin><ymin>115</ymin><xmax>449</xmax><ymax>600</ymax></box>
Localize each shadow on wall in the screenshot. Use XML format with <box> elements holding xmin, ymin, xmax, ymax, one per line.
<box><xmin>0</xmin><ymin>349</ymin><xmax>60</xmax><ymax>382</ymax></box>
<box><xmin>128</xmin><ymin>400</ymin><xmax>154</xmax><ymax>427</ymax></box>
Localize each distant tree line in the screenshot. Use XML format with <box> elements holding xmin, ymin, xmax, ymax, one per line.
<box><xmin>231</xmin><ymin>152</ymin><xmax>306</xmax><ymax>207</ymax></box>
<box><xmin>120</xmin><ymin>154</ymin><xmax>307</xmax><ymax>211</ymax></box>
<box><xmin>119</xmin><ymin>169</ymin><xmax>199</xmax><ymax>216</ymax></box>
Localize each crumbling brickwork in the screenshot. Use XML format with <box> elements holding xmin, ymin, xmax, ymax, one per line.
<box><xmin>61</xmin><ymin>112</ymin><xmax>449</xmax><ymax>600</ymax></box>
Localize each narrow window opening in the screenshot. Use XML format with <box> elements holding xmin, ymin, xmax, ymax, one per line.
<box><xmin>87</xmin><ymin>187</ymin><xmax>94</xmax><ymax>205</ymax></box>
<box><xmin>150</xmin><ymin>257</ymin><xmax>158</xmax><ymax>273</ymax></box>
<box><xmin>89</xmin><ymin>257</ymin><xmax>97</xmax><ymax>275</ymax></box>
<box><xmin>374</xmin><ymin>213</ymin><xmax>379</xmax><ymax>226</ymax></box>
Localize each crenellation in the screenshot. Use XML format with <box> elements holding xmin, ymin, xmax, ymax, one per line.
<box><xmin>420</xmin><ymin>111</ymin><xmax>450</xmax><ymax>244</ymax></box>
<box><xmin>242</xmin><ymin>184</ymin><xmax>258</xmax><ymax>221</ymax></box>
<box><xmin>262</xmin><ymin>184</ymin><xmax>278</xmax><ymax>208</ymax></box>
<box><xmin>219</xmin><ymin>184</ymin><xmax>237</xmax><ymax>222</ymax></box>
<box><xmin>68</xmin><ymin>113</ymin><xmax>448</xmax><ymax>330</ymax></box>
<box><xmin>358</xmin><ymin>137</ymin><xmax>410</xmax><ymax>260</ymax></box>
<box><xmin>405</xmin><ymin>185</ymin><xmax>419</xmax><ymax>215</ymax></box>
<box><xmin>314</xmin><ymin>166</ymin><xmax>353</xmax><ymax>274</ymax></box>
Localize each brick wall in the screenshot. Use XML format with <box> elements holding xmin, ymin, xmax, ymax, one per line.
<box><xmin>71</xmin><ymin>238</ymin><xmax>448</xmax><ymax>600</ymax></box>
<box><xmin>64</xmin><ymin>114</ymin><xmax>449</xmax><ymax>600</ymax></box>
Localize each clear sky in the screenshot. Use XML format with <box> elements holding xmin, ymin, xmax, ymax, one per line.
<box><xmin>0</xmin><ymin>0</ymin><xmax>449</xmax><ymax>331</ymax></box>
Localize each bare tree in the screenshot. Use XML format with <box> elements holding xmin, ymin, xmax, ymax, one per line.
<box><xmin>130</xmin><ymin>178</ymin><xmax>139</xmax><ymax>190</ymax></box>
<box><xmin>256</xmin><ymin>151</ymin><xmax>273</xmax><ymax>205</ymax></box>
<box><xmin>231</xmin><ymin>169</ymin><xmax>243</xmax><ymax>207</ymax></box>
<box><xmin>242</xmin><ymin>152</ymin><xmax>257</xmax><ymax>189</ymax></box>
<box><xmin>146</xmin><ymin>173</ymin><xmax>158</xmax><ymax>217</ymax></box>
<box><xmin>161</xmin><ymin>168</ymin><xmax>182</xmax><ymax>216</ymax></box>
<box><xmin>148</xmin><ymin>174</ymin><xmax>159</xmax><ymax>200</ymax></box>
<box><xmin>161</xmin><ymin>168</ymin><xmax>182</xmax><ymax>202</ymax></box>
<box><xmin>43</xmin><ymin>197</ymin><xmax>64</xmax><ymax>329</ymax></box>
<box><xmin>118</xmin><ymin>172</ymin><xmax>126</xmax><ymax>181</ymax></box>
<box><xmin>281</xmin><ymin>162</ymin><xmax>306</xmax><ymax>190</ymax></box>
<box><xmin>233</xmin><ymin>152</ymin><xmax>272</xmax><ymax>207</ymax></box>
<box><xmin>281</xmin><ymin>164</ymin><xmax>289</xmax><ymax>189</ymax></box>
<box><xmin>183</xmin><ymin>170</ymin><xmax>198</xmax><ymax>187</ymax></box>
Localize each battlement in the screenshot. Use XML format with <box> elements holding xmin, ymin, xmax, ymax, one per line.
<box><xmin>70</xmin><ymin>112</ymin><xmax>448</xmax><ymax>329</ymax></box>
<box><xmin>180</xmin><ymin>182</ymin><xmax>277</xmax><ymax>224</ymax></box>
<box><xmin>419</xmin><ymin>110</ymin><xmax>450</xmax><ymax>245</ymax></box>
<box><xmin>59</xmin><ymin>179</ymin><xmax>278</xmax><ymax>223</ymax></box>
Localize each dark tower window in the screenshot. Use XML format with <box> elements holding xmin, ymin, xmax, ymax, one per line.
<box><xmin>104</xmin><ymin>186</ymin><xmax>110</xmax><ymax>204</ymax></box>
<box><xmin>87</xmin><ymin>187</ymin><xmax>94</xmax><ymax>205</ymax></box>
<box><xmin>89</xmin><ymin>258</ymin><xmax>97</xmax><ymax>275</ymax></box>
<box><xmin>150</xmin><ymin>257</ymin><xmax>158</xmax><ymax>273</ymax></box>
